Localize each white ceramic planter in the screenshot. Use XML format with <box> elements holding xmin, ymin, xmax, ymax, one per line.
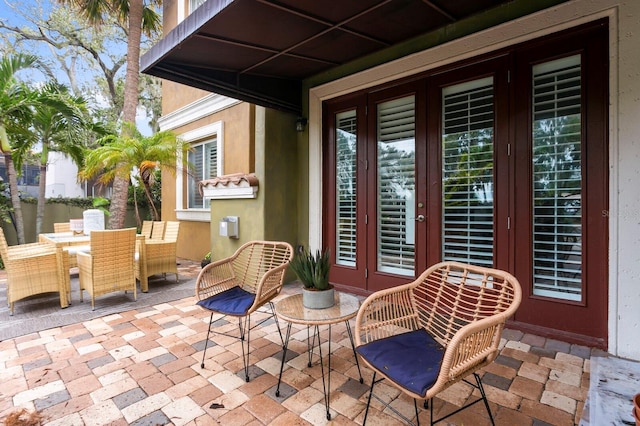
<box><xmin>302</xmin><ymin>287</ymin><xmax>335</xmax><ymax>309</ymax></box>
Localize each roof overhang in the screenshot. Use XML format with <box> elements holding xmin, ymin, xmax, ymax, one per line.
<box><xmin>141</xmin><ymin>0</ymin><xmax>571</xmax><ymax>115</ymax></box>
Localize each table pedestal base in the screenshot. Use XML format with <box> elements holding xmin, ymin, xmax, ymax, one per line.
<box><xmin>276</xmin><ymin>321</ymin><xmax>363</xmax><ymax>420</ymax></box>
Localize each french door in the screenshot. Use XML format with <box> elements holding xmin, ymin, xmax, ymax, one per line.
<box><xmin>325</xmin><ymin>59</ymin><xmax>508</xmax><ymax>293</ymax></box>
<box><xmin>510</xmin><ymin>24</ymin><xmax>608</xmax><ymax>343</ymax></box>
<box><xmin>323</xmin><ymin>21</ymin><xmax>608</xmax><ymax>344</ymax></box>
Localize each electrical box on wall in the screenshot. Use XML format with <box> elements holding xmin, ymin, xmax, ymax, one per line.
<box><xmin>219</xmin><ymin>216</ymin><xmax>239</xmax><ymax>238</ymax></box>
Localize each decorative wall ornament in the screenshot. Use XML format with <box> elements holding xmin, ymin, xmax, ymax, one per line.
<box><xmin>200</xmin><ymin>173</ymin><xmax>259</xmax><ymax>199</ymax></box>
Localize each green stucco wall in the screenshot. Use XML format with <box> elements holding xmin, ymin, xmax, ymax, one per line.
<box><xmin>208</xmin><ymin>107</ymin><xmax>299</xmax><ymax>267</ymax></box>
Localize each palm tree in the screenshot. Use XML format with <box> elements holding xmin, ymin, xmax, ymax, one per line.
<box><xmin>80</xmin><ymin>123</ymin><xmax>189</xmax><ymax>224</ymax></box>
<box><xmin>13</xmin><ymin>82</ymin><xmax>91</xmax><ymax>235</ymax></box>
<box><xmin>0</xmin><ymin>54</ymin><xmax>40</xmax><ymax>244</ymax></box>
<box><xmin>57</xmin><ymin>0</ymin><xmax>162</xmax><ymax>229</ymax></box>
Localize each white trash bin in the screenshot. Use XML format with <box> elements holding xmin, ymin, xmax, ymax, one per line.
<box><xmin>83</xmin><ymin>209</ymin><xmax>105</xmax><ymax>235</ymax></box>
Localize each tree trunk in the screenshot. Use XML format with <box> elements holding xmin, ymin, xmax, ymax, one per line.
<box><xmin>5</xmin><ymin>154</ymin><xmax>25</xmax><ymax>244</ymax></box>
<box><xmin>108</xmin><ymin>176</ymin><xmax>129</xmax><ymax>229</ymax></box>
<box><xmin>132</xmin><ymin>179</ymin><xmax>141</xmax><ymax>229</ymax></box>
<box><xmin>36</xmin><ymin>161</ymin><xmax>47</xmax><ymax>236</ymax></box>
<box><xmin>142</xmin><ymin>180</ymin><xmax>159</xmax><ymax>221</ymax></box>
<box><xmin>108</xmin><ymin>0</ymin><xmax>143</xmax><ymax>230</ymax></box>
<box><xmin>0</xmin><ymin>126</ymin><xmax>25</xmax><ymax>244</ymax></box>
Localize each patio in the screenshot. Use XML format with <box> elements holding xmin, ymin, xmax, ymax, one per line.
<box><xmin>0</xmin><ymin>263</ymin><xmax>610</xmax><ymax>425</ymax></box>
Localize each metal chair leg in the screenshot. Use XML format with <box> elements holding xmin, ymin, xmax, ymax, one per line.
<box><xmin>201</xmin><ymin>312</ymin><xmax>214</xmax><ymax>368</ymax></box>
<box><xmin>268</xmin><ymin>301</ymin><xmax>284</xmax><ymax>346</ymax></box>
<box><xmin>363</xmin><ymin>371</ymin><xmax>377</xmax><ymax>425</ymax></box>
<box><xmin>239</xmin><ymin>314</ymin><xmax>251</xmax><ymax>382</ymax></box>
<box><xmin>474</xmin><ymin>372</ymin><xmax>495</xmax><ymax>426</ymax></box>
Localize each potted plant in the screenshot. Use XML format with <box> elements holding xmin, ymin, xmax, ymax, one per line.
<box><xmin>201</xmin><ymin>251</ymin><xmax>212</xmax><ymax>268</ymax></box>
<box><xmin>290</xmin><ymin>247</ymin><xmax>334</xmax><ymax>309</ymax></box>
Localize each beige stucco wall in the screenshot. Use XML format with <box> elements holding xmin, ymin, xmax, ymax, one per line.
<box><xmin>160</xmin><ymin>102</ymin><xmax>255</xmax><ymax>262</ymax></box>
<box><xmin>162</xmin><ymin>0</ymin><xmax>178</xmax><ymax>35</ymax></box>
<box><xmin>162</xmin><ymin>81</ymin><xmax>214</xmax><ymax>115</ymax></box>
<box><xmin>160</xmin><ymin>0</ymin><xmax>211</xmax><ymax>114</ymax></box>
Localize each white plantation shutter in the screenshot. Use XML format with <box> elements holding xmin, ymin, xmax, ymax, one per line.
<box><xmin>531</xmin><ymin>55</ymin><xmax>582</xmax><ymax>301</ymax></box>
<box><xmin>205</xmin><ymin>141</ymin><xmax>218</xmax><ymax>179</ymax></box>
<box><xmin>188</xmin><ymin>148</ymin><xmax>202</xmax><ymax>209</ymax></box>
<box><xmin>188</xmin><ymin>137</ymin><xmax>218</xmax><ymax>209</ymax></box>
<box><xmin>377</xmin><ymin>96</ymin><xmax>415</xmax><ymax>276</ymax></box>
<box><xmin>442</xmin><ymin>77</ymin><xmax>494</xmax><ymax>267</ymax></box>
<box><xmin>336</xmin><ymin>111</ymin><xmax>357</xmax><ymax>266</ymax></box>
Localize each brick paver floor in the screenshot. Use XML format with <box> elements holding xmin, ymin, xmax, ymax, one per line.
<box><xmin>0</xmin><ymin>263</ymin><xmax>605</xmax><ymax>425</ymax></box>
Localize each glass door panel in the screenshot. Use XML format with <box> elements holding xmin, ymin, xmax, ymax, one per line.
<box><xmin>376</xmin><ymin>95</ymin><xmax>416</xmax><ymax>276</ymax></box>
<box><xmin>531</xmin><ymin>55</ymin><xmax>582</xmax><ymax>301</ymax></box>
<box><xmin>335</xmin><ymin>110</ymin><xmax>358</xmax><ymax>267</ymax></box>
<box><xmin>441</xmin><ymin>77</ymin><xmax>495</xmax><ymax>267</ymax></box>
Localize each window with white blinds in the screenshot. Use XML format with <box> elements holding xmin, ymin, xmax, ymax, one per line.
<box><xmin>441</xmin><ymin>77</ymin><xmax>494</xmax><ymax>267</ymax></box>
<box><xmin>188</xmin><ymin>138</ymin><xmax>218</xmax><ymax>209</ymax></box>
<box><xmin>531</xmin><ymin>55</ymin><xmax>582</xmax><ymax>301</ymax></box>
<box><xmin>189</xmin><ymin>0</ymin><xmax>206</xmax><ymax>13</ymax></box>
<box><xmin>377</xmin><ymin>96</ymin><xmax>415</xmax><ymax>276</ymax></box>
<box><xmin>336</xmin><ymin>110</ymin><xmax>357</xmax><ymax>267</ymax></box>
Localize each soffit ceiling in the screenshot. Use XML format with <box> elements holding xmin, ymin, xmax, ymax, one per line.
<box><xmin>141</xmin><ymin>0</ymin><xmax>566</xmax><ymax>115</ymax></box>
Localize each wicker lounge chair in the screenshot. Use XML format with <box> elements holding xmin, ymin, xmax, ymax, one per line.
<box><xmin>77</xmin><ymin>228</ymin><xmax>137</xmax><ymax>310</ymax></box>
<box><xmin>355</xmin><ymin>261</ymin><xmax>522</xmax><ymax>425</ymax></box>
<box><xmin>195</xmin><ymin>240</ymin><xmax>293</xmax><ymax>381</ymax></box>
<box><xmin>135</xmin><ymin>221</ymin><xmax>180</xmax><ymax>292</ymax></box>
<box><xmin>0</xmin><ymin>228</ymin><xmax>68</xmax><ymax>315</ymax></box>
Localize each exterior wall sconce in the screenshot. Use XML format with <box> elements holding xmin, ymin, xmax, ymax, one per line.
<box><xmin>296</xmin><ymin>117</ymin><xmax>308</xmax><ymax>132</ymax></box>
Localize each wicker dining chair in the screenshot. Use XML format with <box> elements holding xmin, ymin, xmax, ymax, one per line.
<box><xmin>355</xmin><ymin>261</ymin><xmax>522</xmax><ymax>425</ymax></box>
<box><xmin>53</xmin><ymin>221</ymin><xmax>89</xmax><ymax>269</ymax></box>
<box><xmin>150</xmin><ymin>221</ymin><xmax>166</xmax><ymax>239</ymax></box>
<box><xmin>140</xmin><ymin>220</ymin><xmax>153</xmax><ymax>239</ymax></box>
<box><xmin>53</xmin><ymin>222</ymin><xmax>71</xmax><ymax>233</ymax></box>
<box><xmin>77</xmin><ymin>228</ymin><xmax>137</xmax><ymax>310</ymax></box>
<box><xmin>136</xmin><ymin>221</ymin><xmax>180</xmax><ymax>292</ymax></box>
<box><xmin>0</xmin><ymin>228</ymin><xmax>68</xmax><ymax>315</ymax></box>
<box><xmin>195</xmin><ymin>240</ymin><xmax>294</xmax><ymax>381</ymax></box>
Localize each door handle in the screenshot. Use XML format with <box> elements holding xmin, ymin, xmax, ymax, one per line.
<box><xmin>415</xmin><ymin>214</ymin><xmax>425</xmax><ymax>222</ymax></box>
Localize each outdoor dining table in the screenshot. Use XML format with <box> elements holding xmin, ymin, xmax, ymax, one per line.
<box><xmin>39</xmin><ymin>231</ymin><xmax>90</xmax><ymax>246</ymax></box>
<box><xmin>274</xmin><ymin>291</ymin><xmax>364</xmax><ymax>421</ymax></box>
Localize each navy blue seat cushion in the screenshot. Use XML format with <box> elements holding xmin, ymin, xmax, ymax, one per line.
<box><xmin>196</xmin><ymin>286</ymin><xmax>255</xmax><ymax>316</ymax></box>
<box><xmin>356</xmin><ymin>328</ymin><xmax>445</xmax><ymax>396</ymax></box>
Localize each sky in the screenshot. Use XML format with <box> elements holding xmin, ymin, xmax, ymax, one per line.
<box><xmin>0</xmin><ymin>0</ymin><xmax>154</xmax><ymax>135</ymax></box>
<box><xmin>0</xmin><ymin>0</ymin><xmax>38</xmax><ymax>25</ymax></box>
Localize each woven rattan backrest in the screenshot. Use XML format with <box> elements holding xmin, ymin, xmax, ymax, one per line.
<box><xmin>414</xmin><ymin>261</ymin><xmax>521</xmax><ymax>347</ymax></box>
<box><xmin>140</xmin><ymin>221</ymin><xmax>153</xmax><ymax>238</ymax></box>
<box><xmin>163</xmin><ymin>221</ymin><xmax>180</xmax><ymax>242</ymax></box>
<box><xmin>89</xmin><ymin>228</ymin><xmax>136</xmax><ymax>280</ymax></box>
<box><xmin>54</xmin><ymin>222</ymin><xmax>71</xmax><ymax>233</ymax></box>
<box><xmin>231</xmin><ymin>241</ymin><xmax>293</xmax><ymax>294</ymax></box>
<box><xmin>151</xmin><ymin>221</ymin><xmax>165</xmax><ymax>239</ymax></box>
<box><xmin>0</xmin><ymin>227</ymin><xmax>9</xmax><ymax>261</ymax></box>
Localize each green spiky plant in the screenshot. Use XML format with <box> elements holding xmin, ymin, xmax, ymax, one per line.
<box><xmin>201</xmin><ymin>251</ymin><xmax>212</xmax><ymax>268</ymax></box>
<box><xmin>290</xmin><ymin>247</ymin><xmax>331</xmax><ymax>290</ymax></box>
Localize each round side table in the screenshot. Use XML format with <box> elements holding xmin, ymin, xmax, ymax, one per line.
<box><xmin>274</xmin><ymin>292</ymin><xmax>364</xmax><ymax>420</ymax></box>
